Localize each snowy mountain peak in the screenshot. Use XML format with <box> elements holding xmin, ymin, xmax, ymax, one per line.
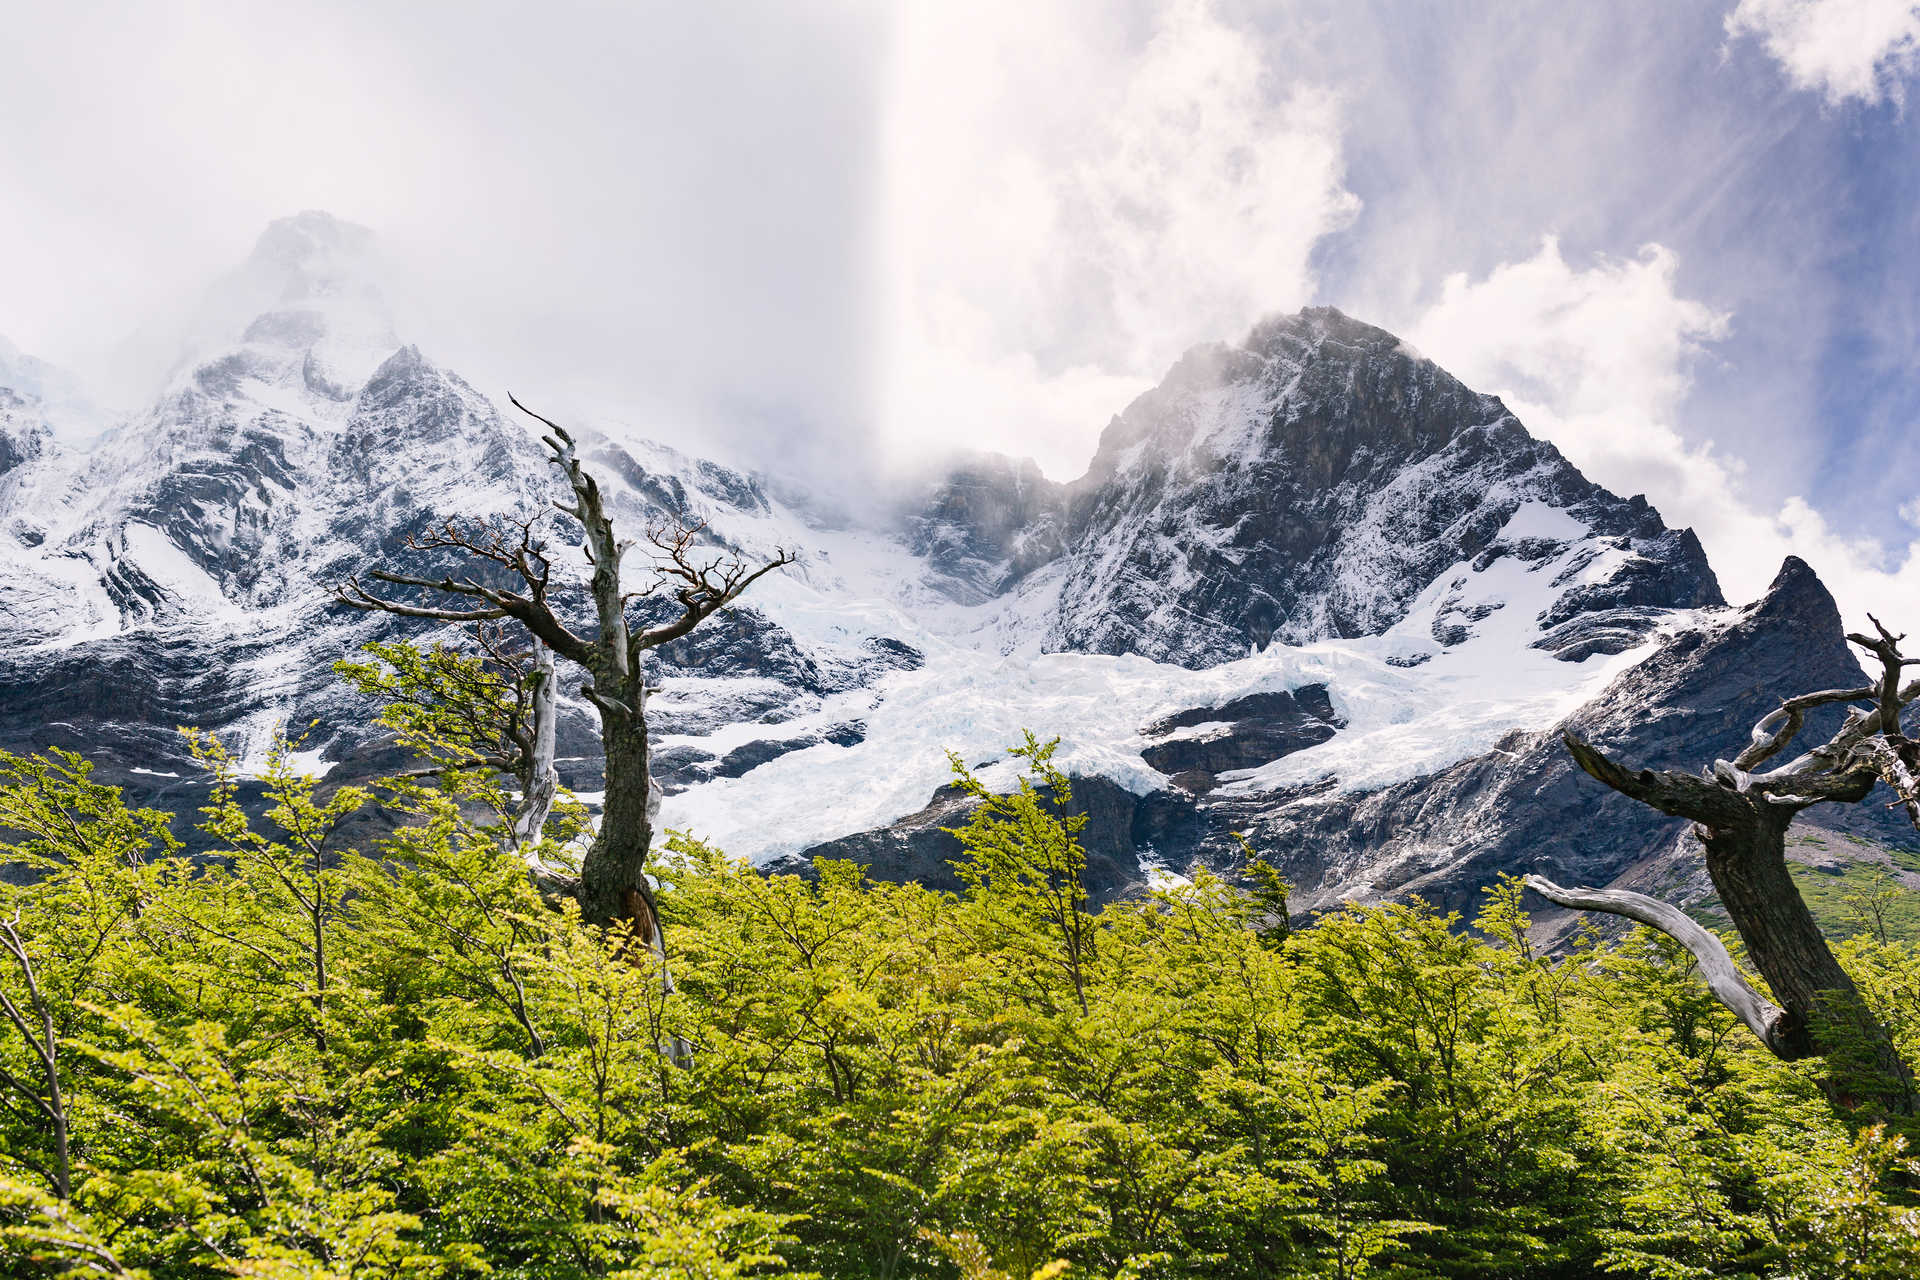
<box><xmin>246</xmin><ymin>211</ymin><xmax>378</xmax><ymax>286</ymax></box>
<box><xmin>901</xmin><ymin>305</ymin><xmax>1723</xmax><ymax>669</ymax></box>
<box><xmin>151</xmin><ymin>211</ymin><xmax>401</xmax><ymax>405</ymax></box>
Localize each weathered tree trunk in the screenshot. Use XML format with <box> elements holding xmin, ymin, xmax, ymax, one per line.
<box><xmin>1702</xmin><ymin>812</ymin><xmax>1914</xmax><ymax>1108</ymax></box>
<box><xmin>510</xmin><ymin>639</ymin><xmax>560</xmax><ymax>848</ymax></box>
<box><xmin>1545</xmin><ymin>729</ymin><xmax>1913</xmax><ymax>1111</ymax></box>
<box><xmin>581</xmin><ymin>704</ymin><xmax>653</xmax><ymax>931</ymax></box>
<box><xmin>581</xmin><ymin>701</ymin><xmax>688</xmax><ymax>1061</ymax></box>
<box><xmin>1695</xmin><ymin>808</ymin><xmax>1861</xmax><ymax>1060</ymax></box>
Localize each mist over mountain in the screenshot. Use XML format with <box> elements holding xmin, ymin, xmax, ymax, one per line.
<box><xmin>0</xmin><ymin>212</ymin><xmax>1903</xmax><ymax>925</ymax></box>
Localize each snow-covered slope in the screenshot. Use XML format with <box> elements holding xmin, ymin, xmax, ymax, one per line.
<box><xmin>0</xmin><ymin>215</ymin><xmax>1892</xmax><ymax>916</ymax></box>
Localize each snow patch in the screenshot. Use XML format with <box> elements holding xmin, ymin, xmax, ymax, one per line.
<box><xmin>120</xmin><ymin>523</ymin><xmax>229</xmax><ymax>608</ymax></box>
<box><xmin>1497</xmin><ymin>500</ymin><xmax>1586</xmax><ymax>544</ymax></box>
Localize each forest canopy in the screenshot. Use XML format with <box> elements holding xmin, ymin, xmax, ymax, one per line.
<box><xmin>0</xmin><ymin>719</ymin><xmax>1916</xmax><ymax>1278</ymax></box>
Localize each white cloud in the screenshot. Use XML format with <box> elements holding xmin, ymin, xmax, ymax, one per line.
<box><xmin>1408</xmin><ymin>236</ymin><xmax>1920</xmax><ymax>637</ymax></box>
<box><xmin>878</xmin><ymin>0</ymin><xmax>1359</xmax><ymax>479</ymax></box>
<box><xmin>1726</xmin><ymin>0</ymin><xmax>1920</xmax><ymax>105</ymax></box>
<box><xmin>0</xmin><ymin>0</ymin><xmax>887</xmax><ymax>487</ymax></box>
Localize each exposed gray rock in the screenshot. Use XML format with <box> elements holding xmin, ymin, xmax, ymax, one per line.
<box><xmin>1025</xmin><ymin>310</ymin><xmax>1723</xmax><ymax>668</ymax></box>
<box><xmin>907</xmin><ymin>453</ymin><xmax>1069</xmax><ymax>602</ymax></box>
<box><xmin>1139</xmin><ymin>685</ymin><xmax>1343</xmax><ymax>786</ymax></box>
<box><xmin>0</xmin><ymin>390</ymin><xmax>50</xmax><ymax>477</ymax></box>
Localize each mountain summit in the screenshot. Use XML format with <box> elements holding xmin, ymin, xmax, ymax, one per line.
<box><xmin>910</xmin><ymin>308</ymin><xmax>1723</xmax><ymax>668</ymax></box>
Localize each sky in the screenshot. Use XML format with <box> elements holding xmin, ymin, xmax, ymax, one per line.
<box><xmin>3</xmin><ymin>0</ymin><xmax>1920</xmax><ymax>623</ymax></box>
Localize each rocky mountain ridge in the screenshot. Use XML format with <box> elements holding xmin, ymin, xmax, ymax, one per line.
<box><xmin>0</xmin><ymin>214</ymin><xmax>1905</xmax><ymax>923</ymax></box>
<box><xmin>910</xmin><ymin>309</ymin><xmax>1724</xmax><ymax>669</ymax></box>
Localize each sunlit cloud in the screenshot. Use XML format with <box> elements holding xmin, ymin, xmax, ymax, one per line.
<box><xmin>1409</xmin><ymin>236</ymin><xmax>1920</xmax><ymax>635</ymax></box>
<box><xmin>878</xmin><ymin>0</ymin><xmax>1358</xmax><ymax>479</ymax></box>
<box><xmin>1726</xmin><ymin>0</ymin><xmax>1920</xmax><ymax>105</ymax></box>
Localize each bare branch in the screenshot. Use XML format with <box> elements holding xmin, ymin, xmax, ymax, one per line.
<box><xmin>1523</xmin><ymin>875</ymin><xmax>1796</xmax><ymax>1056</ymax></box>
<box><xmin>1563</xmin><ymin>734</ymin><xmax>1755</xmax><ymax>827</ymax></box>
<box><xmin>337</xmin><ymin>578</ymin><xmax>510</xmax><ymax>623</ymax></box>
<box><xmin>634</xmin><ymin>515</ymin><xmax>796</xmax><ymax>650</ymax></box>
<box><xmin>341</xmin><ymin>566</ymin><xmax>596</xmax><ymax>669</ymax></box>
<box><xmin>1848</xmin><ymin>615</ymin><xmax>1910</xmax><ymax>738</ymax></box>
<box><xmin>1732</xmin><ymin>685</ymin><xmax>1877</xmax><ymax>771</ymax></box>
<box><xmin>1856</xmin><ymin>737</ymin><xmax>1920</xmax><ymax>827</ymax></box>
<box><xmin>506</xmin><ymin>392</ymin><xmax>570</xmax><ymax>443</ymax></box>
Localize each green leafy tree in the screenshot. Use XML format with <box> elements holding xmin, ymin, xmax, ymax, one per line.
<box><xmin>946</xmin><ymin>733</ymin><xmax>1099</xmax><ymax>1017</ymax></box>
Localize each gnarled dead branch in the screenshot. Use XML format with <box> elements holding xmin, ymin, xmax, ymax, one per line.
<box><xmin>1523</xmin><ymin>875</ymin><xmax>1791</xmax><ymax>1054</ymax></box>
<box><xmin>1531</xmin><ymin>584</ymin><xmax>1918</xmax><ymax>1105</ymax></box>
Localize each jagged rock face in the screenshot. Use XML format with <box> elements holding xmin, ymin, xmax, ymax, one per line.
<box><xmin>1204</xmin><ymin>557</ymin><xmax>1897</xmax><ymax>921</ymax></box>
<box><xmin>0</xmin><ymin>238</ymin><xmax>1888</xmax><ymax>920</ymax></box>
<box><xmin>0</xmin><ymin>385</ymin><xmax>60</xmax><ymax>561</ymax></box>
<box><xmin>0</xmin><ymin>391</ymin><xmax>50</xmax><ymax>478</ymax></box>
<box><xmin>905</xmin><ymin>310</ymin><xmax>1723</xmax><ymax>670</ymax></box>
<box><xmin>907</xmin><ymin>454</ymin><xmax>1069</xmax><ymax>603</ymax></box>
<box><xmin>1025</xmin><ymin>309</ymin><xmax>1724</xmax><ymax>667</ymax></box>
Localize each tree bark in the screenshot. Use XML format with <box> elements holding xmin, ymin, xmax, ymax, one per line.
<box><xmin>1696</xmin><ymin>810</ymin><xmax>1910</xmax><ymax>1106</ymax></box>
<box><xmin>1693</xmin><ymin>807</ymin><xmax>1853</xmax><ymax>1059</ymax></box>
<box><xmin>510</xmin><ymin>639</ymin><xmax>560</xmax><ymax>848</ymax></box>
<box><xmin>580</xmin><ymin>705</ymin><xmax>652</xmax><ymax>930</ymax></box>
<box><xmin>1548</xmin><ymin>732</ymin><xmax>1913</xmax><ymax>1109</ymax></box>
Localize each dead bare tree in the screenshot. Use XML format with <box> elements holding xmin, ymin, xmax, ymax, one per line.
<box><xmin>515</xmin><ymin>637</ymin><xmax>560</xmax><ymax>848</ymax></box>
<box><xmin>350</xmin><ymin>620</ymin><xmax>562</xmax><ymax>849</ymax></box>
<box><xmin>341</xmin><ymin>397</ymin><xmax>793</xmax><ymax>947</ymax></box>
<box><xmin>1528</xmin><ymin>613</ymin><xmax>1920</xmax><ymax>1105</ymax></box>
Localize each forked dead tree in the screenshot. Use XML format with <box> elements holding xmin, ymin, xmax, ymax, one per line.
<box><xmin>347</xmin><ymin>621</ymin><xmax>562</xmax><ymax>847</ymax></box>
<box><xmin>341</xmin><ymin>397</ymin><xmax>793</xmax><ymax>947</ymax></box>
<box><xmin>1528</xmin><ymin>613</ymin><xmax>1920</xmax><ymax>1105</ymax></box>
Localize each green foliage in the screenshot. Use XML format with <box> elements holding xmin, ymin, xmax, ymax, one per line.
<box><xmin>1789</xmin><ymin>862</ymin><xmax>1920</xmax><ymax>945</ymax></box>
<box><xmin>945</xmin><ymin>733</ymin><xmax>1099</xmax><ymax>1016</ymax></box>
<box><xmin>336</xmin><ymin>639</ymin><xmax>523</xmax><ymax>778</ymax></box>
<box><xmin>0</xmin><ymin>732</ymin><xmax>1915</xmax><ymax>1278</ymax></box>
<box><xmin>335</xmin><ymin>638</ymin><xmax>588</xmax><ymax>854</ymax></box>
